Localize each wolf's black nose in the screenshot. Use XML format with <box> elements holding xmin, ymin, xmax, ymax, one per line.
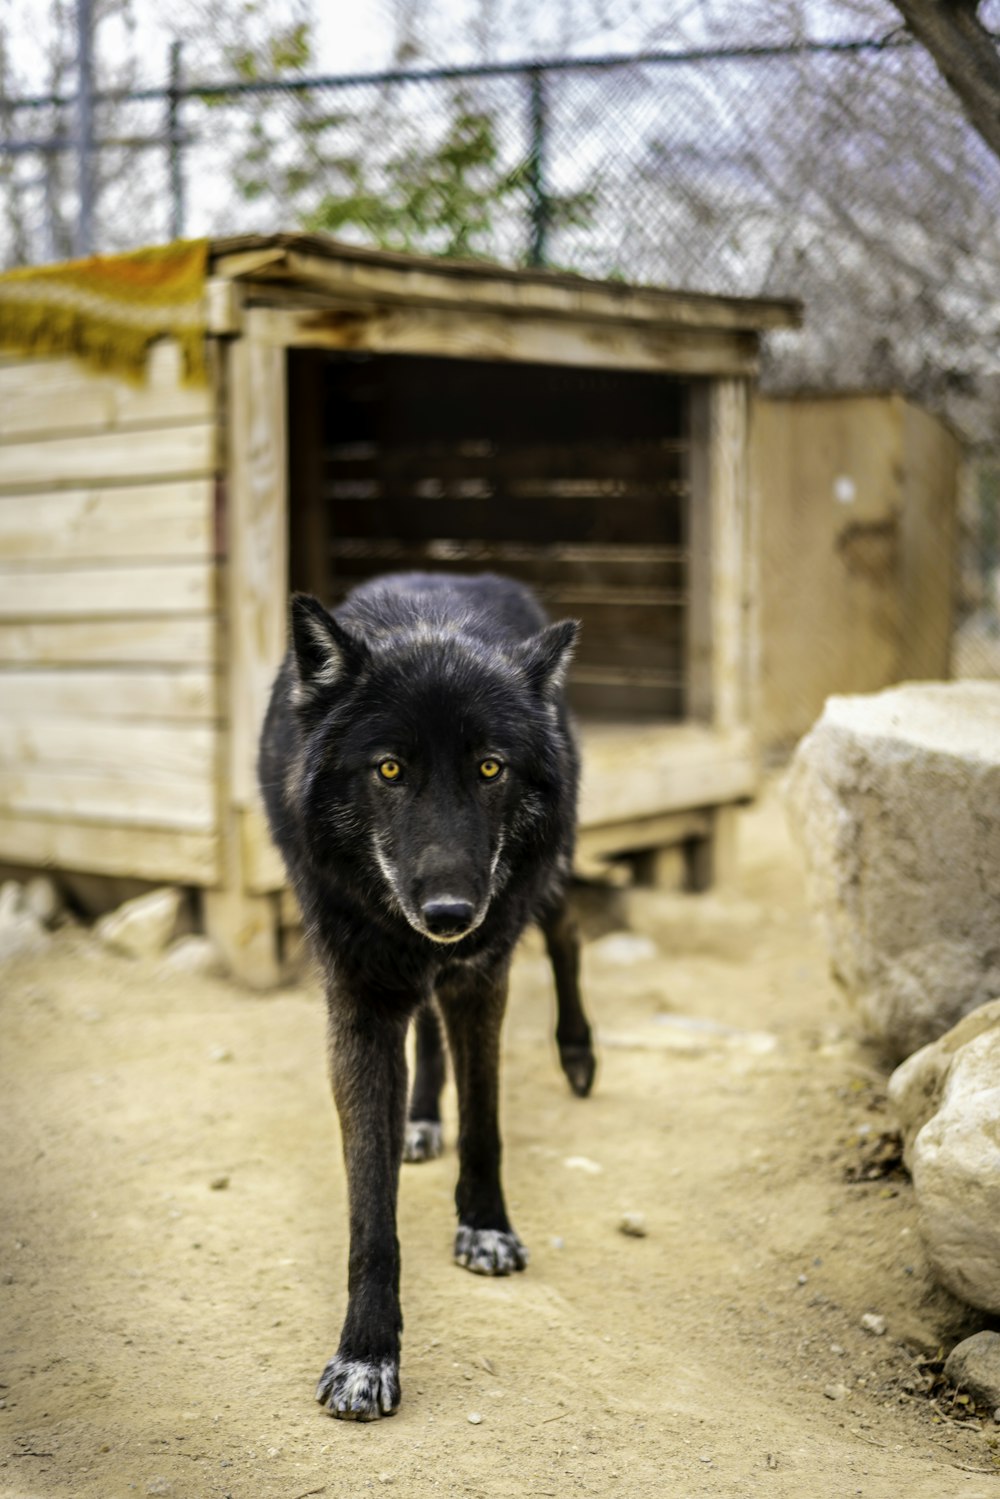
<box><xmin>422</xmin><ymin>899</ymin><xmax>475</xmax><ymax>938</ymax></box>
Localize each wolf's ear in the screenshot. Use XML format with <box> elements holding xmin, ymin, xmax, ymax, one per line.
<box><xmin>513</xmin><ymin>619</ymin><xmax>579</xmax><ymax>702</ymax></box>
<box><xmin>289</xmin><ymin>594</ymin><xmax>368</xmax><ymax>702</ymax></box>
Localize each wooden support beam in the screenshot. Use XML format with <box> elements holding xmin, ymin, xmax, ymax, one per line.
<box><xmin>203</xmin><ymin>810</ymin><xmax>282</xmax><ymax>989</ymax></box>
<box><xmin>682</xmin><ymin>805</ymin><xmax>740</xmax><ymax>892</ymax></box>
<box><xmin>224</xmin><ymin>325</ymin><xmax>289</xmax><ymax>808</ymax></box>
<box><xmin>708</xmin><ymin>378</ymin><xmax>753</xmax><ymax>733</ymax></box>
<box><xmin>246</xmin><ymin>303</ymin><xmax>759</xmax><ymax>379</ymax></box>
<box><xmin>205</xmin><ymin>322</ymin><xmax>288</xmax><ymax>985</ymax></box>
<box><xmin>687</xmin><ymin>378</ymin><xmax>756</xmax><ymax>735</ymax></box>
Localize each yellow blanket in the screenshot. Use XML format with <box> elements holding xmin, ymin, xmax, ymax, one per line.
<box><xmin>0</xmin><ymin>239</ymin><xmax>209</xmax><ymax>383</ymax></box>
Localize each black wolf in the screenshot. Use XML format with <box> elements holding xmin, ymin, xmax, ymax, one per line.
<box><xmin>258</xmin><ymin>571</ymin><xmax>595</xmax><ymax>1422</ymax></box>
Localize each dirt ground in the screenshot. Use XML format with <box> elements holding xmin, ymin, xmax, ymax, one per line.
<box><xmin>2</xmin><ymin>783</ymin><xmax>998</xmax><ymax>1499</ymax></box>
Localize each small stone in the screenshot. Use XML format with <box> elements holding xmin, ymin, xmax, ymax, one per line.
<box><xmin>797</xmin><ymin>1273</ymin><xmax>808</xmax><ymax>1286</ymax></box>
<box><xmin>824</xmin><ymin>1383</ymin><xmax>848</xmax><ymax>1401</ymax></box>
<box><xmin>860</xmin><ymin>1313</ymin><xmax>886</xmax><ymax>1336</ymax></box>
<box><xmin>550</xmin><ymin>1236</ymin><xmax>565</xmax><ymax>1249</ymax></box>
<box><xmin>377</xmin><ymin>1473</ymin><xmax>394</xmax><ymax>1484</ymax></box>
<box><xmin>588</xmin><ymin>932</ymin><xmax>659</xmax><ymax>967</ymax></box>
<box><xmin>622</xmin><ymin>887</ymin><xmax>765</xmax><ymax>961</ymax></box>
<box><xmin>146</xmin><ymin>1481</ymin><xmax>172</xmax><ymax>1496</ymax></box>
<box><xmin>159</xmin><ymin>935</ymin><xmax>224</xmax><ymax>978</ymax></box>
<box><xmin>0</xmin><ymin>881</ymin><xmax>51</xmax><ymax>961</ymax></box>
<box><xmin>96</xmin><ymin>887</ymin><xmax>183</xmax><ymax>960</ymax></box>
<box><xmin>209</xmin><ymin>1175</ymin><xmax>230</xmax><ymax>1191</ymax></box>
<box><xmin>23</xmin><ymin>875</ymin><xmax>61</xmax><ymax>927</ymax></box>
<box><xmin>0</xmin><ymin>880</ymin><xmax>20</xmax><ymax>921</ymax></box>
<box><xmin>467</xmin><ymin>1412</ymin><xmax>482</xmax><ymax>1425</ymax></box>
<box><xmin>944</xmin><ymin>1331</ymin><xmax>1000</xmax><ymax>1409</ymax></box>
<box><xmin>208</xmin><ymin>1046</ymin><xmax>233</xmax><ymax>1063</ymax></box>
<box><xmin>563</xmin><ymin>1156</ymin><xmax>602</xmax><ymax>1175</ymax></box>
<box><xmin>830</xmin><ymin>1343</ymin><xmax>845</xmax><ymax>1356</ymax></box>
<box><xmin>617</xmin><ymin>1212</ymin><xmax>647</xmax><ymax>1238</ymax></box>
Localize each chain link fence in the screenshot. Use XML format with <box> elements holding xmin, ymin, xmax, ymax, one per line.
<box><xmin>3</xmin><ymin>36</ymin><xmax>1000</xmax><ymax>721</ymax></box>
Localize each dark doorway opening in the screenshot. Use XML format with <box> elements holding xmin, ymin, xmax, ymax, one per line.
<box><xmin>288</xmin><ymin>350</ymin><xmax>691</xmax><ymax>720</ymax></box>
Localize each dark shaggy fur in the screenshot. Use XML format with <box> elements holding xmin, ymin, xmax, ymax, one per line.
<box><xmin>258</xmin><ymin>571</ymin><xmax>595</xmax><ymax>1422</ymax></box>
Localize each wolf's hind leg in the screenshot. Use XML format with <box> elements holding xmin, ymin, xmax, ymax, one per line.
<box><xmin>539</xmin><ymin>896</ymin><xmax>596</xmax><ymax>1098</ymax></box>
<box><xmin>404</xmin><ymin>999</ymin><xmax>446</xmax><ymax>1162</ymax></box>
<box><xmin>437</xmin><ymin>965</ymin><xmax>527</xmax><ymax>1276</ymax></box>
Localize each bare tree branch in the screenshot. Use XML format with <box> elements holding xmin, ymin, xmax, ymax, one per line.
<box><xmin>892</xmin><ymin>0</ymin><xmax>1000</xmax><ymax>160</ymax></box>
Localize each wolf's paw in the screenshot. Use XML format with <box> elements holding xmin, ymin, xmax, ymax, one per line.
<box><xmin>315</xmin><ymin>1354</ymin><xmax>400</xmax><ymax>1421</ymax></box>
<box><xmin>403</xmin><ymin>1119</ymin><xmax>443</xmax><ymax>1163</ymax></box>
<box><xmin>454</xmin><ymin>1225</ymin><xmax>528</xmax><ymax>1276</ymax></box>
<box><xmin>559</xmin><ymin>1043</ymin><xmax>596</xmax><ymax>1098</ymax></box>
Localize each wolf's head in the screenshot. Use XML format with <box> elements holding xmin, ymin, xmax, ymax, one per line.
<box><xmin>286</xmin><ymin>593</ymin><xmax>578</xmax><ymax>944</ymax></box>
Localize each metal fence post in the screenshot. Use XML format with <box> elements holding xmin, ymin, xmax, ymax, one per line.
<box><xmin>74</xmin><ymin>0</ymin><xmax>95</xmax><ymax>257</ymax></box>
<box><xmin>167</xmin><ymin>41</ymin><xmax>185</xmax><ymax>241</ymax></box>
<box><xmin>526</xmin><ymin>66</ymin><xmax>550</xmax><ymax>268</ymax></box>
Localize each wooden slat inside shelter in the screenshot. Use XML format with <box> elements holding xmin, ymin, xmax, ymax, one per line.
<box><xmin>293</xmin><ymin>350</ymin><xmax>691</xmax><ymax>720</ymax></box>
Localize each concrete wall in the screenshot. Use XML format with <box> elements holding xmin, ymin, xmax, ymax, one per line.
<box><xmin>751</xmin><ymin>393</ymin><xmax>961</xmax><ymax>757</ymax></box>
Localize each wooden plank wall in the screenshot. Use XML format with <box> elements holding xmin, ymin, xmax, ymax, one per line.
<box><xmin>898</xmin><ymin>399</ymin><xmax>960</xmax><ymax>681</ymax></box>
<box><xmin>750</xmin><ymin>393</ymin><xmax>958</xmax><ymax>757</ymax></box>
<box><xmin>0</xmin><ymin>340</ymin><xmax>221</xmax><ymax>884</ymax></box>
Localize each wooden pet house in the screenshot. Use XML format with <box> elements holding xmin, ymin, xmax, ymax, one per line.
<box><xmin>0</xmin><ymin>234</ymin><xmax>799</xmax><ymax>981</ymax></box>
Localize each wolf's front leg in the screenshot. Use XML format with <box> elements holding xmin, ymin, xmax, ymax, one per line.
<box><xmin>437</xmin><ymin>963</ymin><xmax>528</xmax><ymax>1277</ymax></box>
<box><xmin>316</xmin><ymin>999</ymin><xmax>409</xmax><ymax>1421</ymax></box>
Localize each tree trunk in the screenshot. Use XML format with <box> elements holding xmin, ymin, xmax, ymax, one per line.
<box><xmin>892</xmin><ymin>0</ymin><xmax>1000</xmax><ymax>161</ymax></box>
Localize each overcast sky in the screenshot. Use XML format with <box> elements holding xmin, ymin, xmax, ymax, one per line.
<box><xmin>1</xmin><ymin>0</ymin><xmax>926</xmax><ymax>97</ymax></box>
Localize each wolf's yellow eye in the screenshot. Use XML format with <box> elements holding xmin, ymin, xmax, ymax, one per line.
<box><xmin>378</xmin><ymin>759</ymin><xmax>401</xmax><ymax>781</ymax></box>
<box><xmin>479</xmin><ymin>758</ymin><xmax>503</xmax><ymax>780</ymax></box>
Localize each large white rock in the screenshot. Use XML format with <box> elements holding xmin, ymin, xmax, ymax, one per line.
<box><xmin>889</xmin><ymin>1011</ymin><xmax>1000</xmax><ymax>1313</ymax></box>
<box><xmin>888</xmin><ymin>998</ymin><xmax>1000</xmax><ymax>1165</ymax></box>
<box><xmin>157</xmin><ymin>934</ymin><xmax>225</xmax><ymax>979</ymax></box>
<box><xmin>944</xmin><ymin>1331</ymin><xmax>1000</xmax><ymax>1407</ymax></box>
<box><xmin>95</xmin><ymin>887</ymin><xmax>183</xmax><ymax>960</ymax></box>
<box><xmin>786</xmin><ymin>682</ymin><xmax>1000</xmax><ymax>1059</ymax></box>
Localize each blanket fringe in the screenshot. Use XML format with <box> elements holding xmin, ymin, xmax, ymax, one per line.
<box><xmin>0</xmin><ymin>240</ymin><xmax>209</xmax><ymax>384</ymax></box>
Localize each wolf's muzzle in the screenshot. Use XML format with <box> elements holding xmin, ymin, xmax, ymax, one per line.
<box><xmin>421</xmin><ymin>899</ymin><xmax>476</xmax><ymax>939</ymax></box>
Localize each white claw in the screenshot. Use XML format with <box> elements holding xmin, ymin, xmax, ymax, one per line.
<box><xmin>453</xmin><ymin>1226</ymin><xmax>528</xmax><ymax>1276</ymax></box>
<box><xmin>404</xmin><ymin>1119</ymin><xmax>443</xmax><ymax>1163</ymax></box>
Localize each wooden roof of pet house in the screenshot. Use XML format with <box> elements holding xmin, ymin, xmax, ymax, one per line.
<box><xmin>0</xmin><ymin>233</ymin><xmax>800</xmax><ymax>983</ymax></box>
